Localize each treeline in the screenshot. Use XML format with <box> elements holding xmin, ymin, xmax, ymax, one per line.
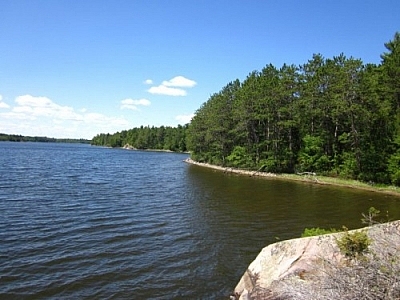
<box><xmin>91</xmin><ymin>124</ymin><xmax>188</xmax><ymax>152</ymax></box>
<box><xmin>0</xmin><ymin>133</ymin><xmax>90</xmax><ymax>144</ymax></box>
<box><xmin>187</xmin><ymin>33</ymin><xmax>400</xmax><ymax>185</ymax></box>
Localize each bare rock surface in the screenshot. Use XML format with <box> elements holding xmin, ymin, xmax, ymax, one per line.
<box><xmin>233</xmin><ymin>220</ymin><xmax>400</xmax><ymax>300</ymax></box>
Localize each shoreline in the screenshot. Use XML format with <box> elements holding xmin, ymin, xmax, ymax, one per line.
<box><xmin>121</xmin><ymin>144</ymin><xmax>190</xmax><ymax>154</ymax></box>
<box><xmin>184</xmin><ymin>158</ymin><xmax>400</xmax><ymax>197</ymax></box>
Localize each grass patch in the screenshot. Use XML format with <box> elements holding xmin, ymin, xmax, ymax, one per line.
<box><xmin>301</xmin><ymin>227</ymin><xmax>340</xmax><ymax>237</ymax></box>
<box><xmin>278</xmin><ymin>173</ymin><xmax>400</xmax><ymax>196</ymax></box>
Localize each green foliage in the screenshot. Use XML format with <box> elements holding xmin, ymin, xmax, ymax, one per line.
<box><xmin>388</xmin><ymin>163</ymin><xmax>400</xmax><ymax>186</ymax></box>
<box><xmin>259</xmin><ymin>157</ymin><xmax>278</xmax><ymax>173</ymax></box>
<box><xmin>335</xmin><ymin>207</ymin><xmax>380</xmax><ymax>258</ymax></box>
<box><xmin>226</xmin><ymin>146</ymin><xmax>251</xmax><ymax>168</ymax></box>
<box><xmin>337</xmin><ymin>151</ymin><xmax>358</xmax><ymax>179</ymax></box>
<box><xmin>301</xmin><ymin>227</ymin><xmax>339</xmax><ymax>237</ymax></box>
<box><xmin>91</xmin><ymin>32</ymin><xmax>400</xmax><ymax>185</ymax></box>
<box><xmin>336</xmin><ymin>227</ymin><xmax>371</xmax><ymax>258</ymax></box>
<box><xmin>298</xmin><ymin>135</ymin><xmax>330</xmax><ymax>173</ymax></box>
<box><xmin>91</xmin><ymin>125</ymin><xmax>189</xmax><ymax>152</ymax></box>
<box><xmin>361</xmin><ymin>207</ymin><xmax>381</xmax><ymax>226</ymax></box>
<box><xmin>388</xmin><ymin>137</ymin><xmax>400</xmax><ymax>186</ymax></box>
<box><xmin>184</xmin><ymin>32</ymin><xmax>400</xmax><ymax>185</ymax></box>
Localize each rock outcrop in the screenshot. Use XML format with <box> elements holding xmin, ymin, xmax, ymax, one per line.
<box><xmin>232</xmin><ymin>220</ymin><xmax>400</xmax><ymax>300</ymax></box>
<box><xmin>123</xmin><ymin>144</ymin><xmax>136</xmax><ymax>150</ymax></box>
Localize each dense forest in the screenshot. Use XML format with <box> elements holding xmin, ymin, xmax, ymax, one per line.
<box><xmin>91</xmin><ymin>124</ymin><xmax>188</xmax><ymax>152</ymax></box>
<box><xmin>93</xmin><ymin>33</ymin><xmax>400</xmax><ymax>185</ymax></box>
<box><xmin>0</xmin><ymin>133</ymin><xmax>90</xmax><ymax>144</ymax></box>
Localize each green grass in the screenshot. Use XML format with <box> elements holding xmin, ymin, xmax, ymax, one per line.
<box><xmin>301</xmin><ymin>227</ymin><xmax>340</xmax><ymax>237</ymax></box>
<box><xmin>276</xmin><ymin>173</ymin><xmax>400</xmax><ymax>196</ymax></box>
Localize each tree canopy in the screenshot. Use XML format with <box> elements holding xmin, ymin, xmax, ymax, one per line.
<box><xmin>92</xmin><ymin>33</ymin><xmax>400</xmax><ymax>185</ymax></box>
<box><xmin>91</xmin><ymin>125</ymin><xmax>188</xmax><ymax>152</ymax></box>
<box><xmin>187</xmin><ymin>32</ymin><xmax>400</xmax><ymax>185</ymax></box>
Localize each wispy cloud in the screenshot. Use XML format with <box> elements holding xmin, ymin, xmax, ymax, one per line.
<box><xmin>147</xmin><ymin>76</ymin><xmax>196</xmax><ymax>96</ymax></box>
<box><xmin>144</xmin><ymin>79</ymin><xmax>153</xmax><ymax>85</ymax></box>
<box><xmin>0</xmin><ymin>95</ymin><xmax>10</xmax><ymax>109</ymax></box>
<box><xmin>14</xmin><ymin>95</ymin><xmax>82</xmax><ymax>121</ymax></box>
<box><xmin>120</xmin><ymin>98</ymin><xmax>151</xmax><ymax>110</ymax></box>
<box><xmin>83</xmin><ymin>112</ymin><xmax>128</xmax><ymax>126</ymax></box>
<box><xmin>175</xmin><ymin>113</ymin><xmax>194</xmax><ymax>124</ymax></box>
<box><xmin>1</xmin><ymin>111</ymin><xmax>36</xmax><ymax>121</ymax></box>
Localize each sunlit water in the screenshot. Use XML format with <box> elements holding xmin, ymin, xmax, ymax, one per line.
<box><xmin>1</xmin><ymin>142</ymin><xmax>399</xmax><ymax>299</ymax></box>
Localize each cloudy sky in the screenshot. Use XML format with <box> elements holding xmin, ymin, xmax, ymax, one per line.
<box><xmin>1</xmin><ymin>1</ymin><xmax>399</xmax><ymax>139</ymax></box>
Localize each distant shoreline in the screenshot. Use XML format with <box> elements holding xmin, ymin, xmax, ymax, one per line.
<box><xmin>184</xmin><ymin>158</ymin><xmax>400</xmax><ymax>197</ymax></box>
<box><xmin>121</xmin><ymin>144</ymin><xmax>190</xmax><ymax>154</ymax></box>
<box><xmin>0</xmin><ymin>133</ymin><xmax>90</xmax><ymax>144</ymax></box>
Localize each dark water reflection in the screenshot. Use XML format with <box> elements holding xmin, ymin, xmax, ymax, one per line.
<box><xmin>0</xmin><ymin>142</ymin><xmax>399</xmax><ymax>299</ymax></box>
<box><xmin>185</xmin><ymin>165</ymin><xmax>400</xmax><ymax>296</ymax></box>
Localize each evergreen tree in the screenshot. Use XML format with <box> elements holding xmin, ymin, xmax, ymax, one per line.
<box><xmin>92</xmin><ymin>32</ymin><xmax>400</xmax><ymax>186</ymax></box>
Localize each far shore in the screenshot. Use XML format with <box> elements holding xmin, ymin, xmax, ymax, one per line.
<box><xmin>184</xmin><ymin>158</ymin><xmax>400</xmax><ymax>197</ymax></box>
<box><xmin>121</xmin><ymin>144</ymin><xmax>190</xmax><ymax>154</ymax></box>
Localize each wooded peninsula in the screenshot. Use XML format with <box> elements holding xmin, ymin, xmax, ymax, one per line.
<box><xmin>92</xmin><ymin>33</ymin><xmax>400</xmax><ymax>187</ymax></box>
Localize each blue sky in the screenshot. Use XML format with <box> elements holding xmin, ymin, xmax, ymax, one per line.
<box><xmin>0</xmin><ymin>0</ymin><xmax>399</xmax><ymax>139</ymax></box>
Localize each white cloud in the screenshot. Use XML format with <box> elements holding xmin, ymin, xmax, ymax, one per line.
<box><xmin>1</xmin><ymin>111</ymin><xmax>36</xmax><ymax>120</ymax></box>
<box><xmin>147</xmin><ymin>76</ymin><xmax>196</xmax><ymax>96</ymax></box>
<box><xmin>162</xmin><ymin>76</ymin><xmax>197</xmax><ymax>88</ymax></box>
<box><xmin>148</xmin><ymin>85</ymin><xmax>187</xmax><ymax>96</ymax></box>
<box><xmin>0</xmin><ymin>102</ymin><xmax>10</xmax><ymax>109</ymax></box>
<box><xmin>0</xmin><ymin>94</ymin><xmax>10</xmax><ymax>109</ymax></box>
<box><xmin>120</xmin><ymin>98</ymin><xmax>151</xmax><ymax>110</ymax></box>
<box><xmin>175</xmin><ymin>113</ymin><xmax>194</xmax><ymax>124</ymax></box>
<box><xmin>144</xmin><ymin>79</ymin><xmax>153</xmax><ymax>85</ymax></box>
<box><xmin>14</xmin><ymin>95</ymin><xmax>83</xmax><ymax>121</ymax></box>
<box><xmin>0</xmin><ymin>94</ymin><xmax>131</xmax><ymax>139</ymax></box>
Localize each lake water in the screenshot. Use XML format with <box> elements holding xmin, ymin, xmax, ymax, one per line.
<box><xmin>1</xmin><ymin>142</ymin><xmax>399</xmax><ymax>299</ymax></box>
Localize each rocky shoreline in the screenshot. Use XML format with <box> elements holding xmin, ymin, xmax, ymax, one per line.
<box><xmin>122</xmin><ymin>144</ymin><xmax>189</xmax><ymax>153</ymax></box>
<box><xmin>231</xmin><ymin>220</ymin><xmax>400</xmax><ymax>299</ymax></box>
<box><xmin>184</xmin><ymin>158</ymin><xmax>400</xmax><ymax>196</ymax></box>
<box><xmin>184</xmin><ymin>158</ymin><xmax>278</xmax><ymax>178</ymax></box>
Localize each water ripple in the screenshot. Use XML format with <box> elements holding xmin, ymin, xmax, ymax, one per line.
<box><xmin>1</xmin><ymin>143</ymin><xmax>400</xmax><ymax>299</ymax></box>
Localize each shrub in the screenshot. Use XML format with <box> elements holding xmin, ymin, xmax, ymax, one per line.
<box><xmin>336</xmin><ymin>227</ymin><xmax>370</xmax><ymax>258</ymax></box>
<box><xmin>226</xmin><ymin>146</ymin><xmax>252</xmax><ymax>168</ymax></box>
<box><xmin>361</xmin><ymin>206</ymin><xmax>381</xmax><ymax>226</ymax></box>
